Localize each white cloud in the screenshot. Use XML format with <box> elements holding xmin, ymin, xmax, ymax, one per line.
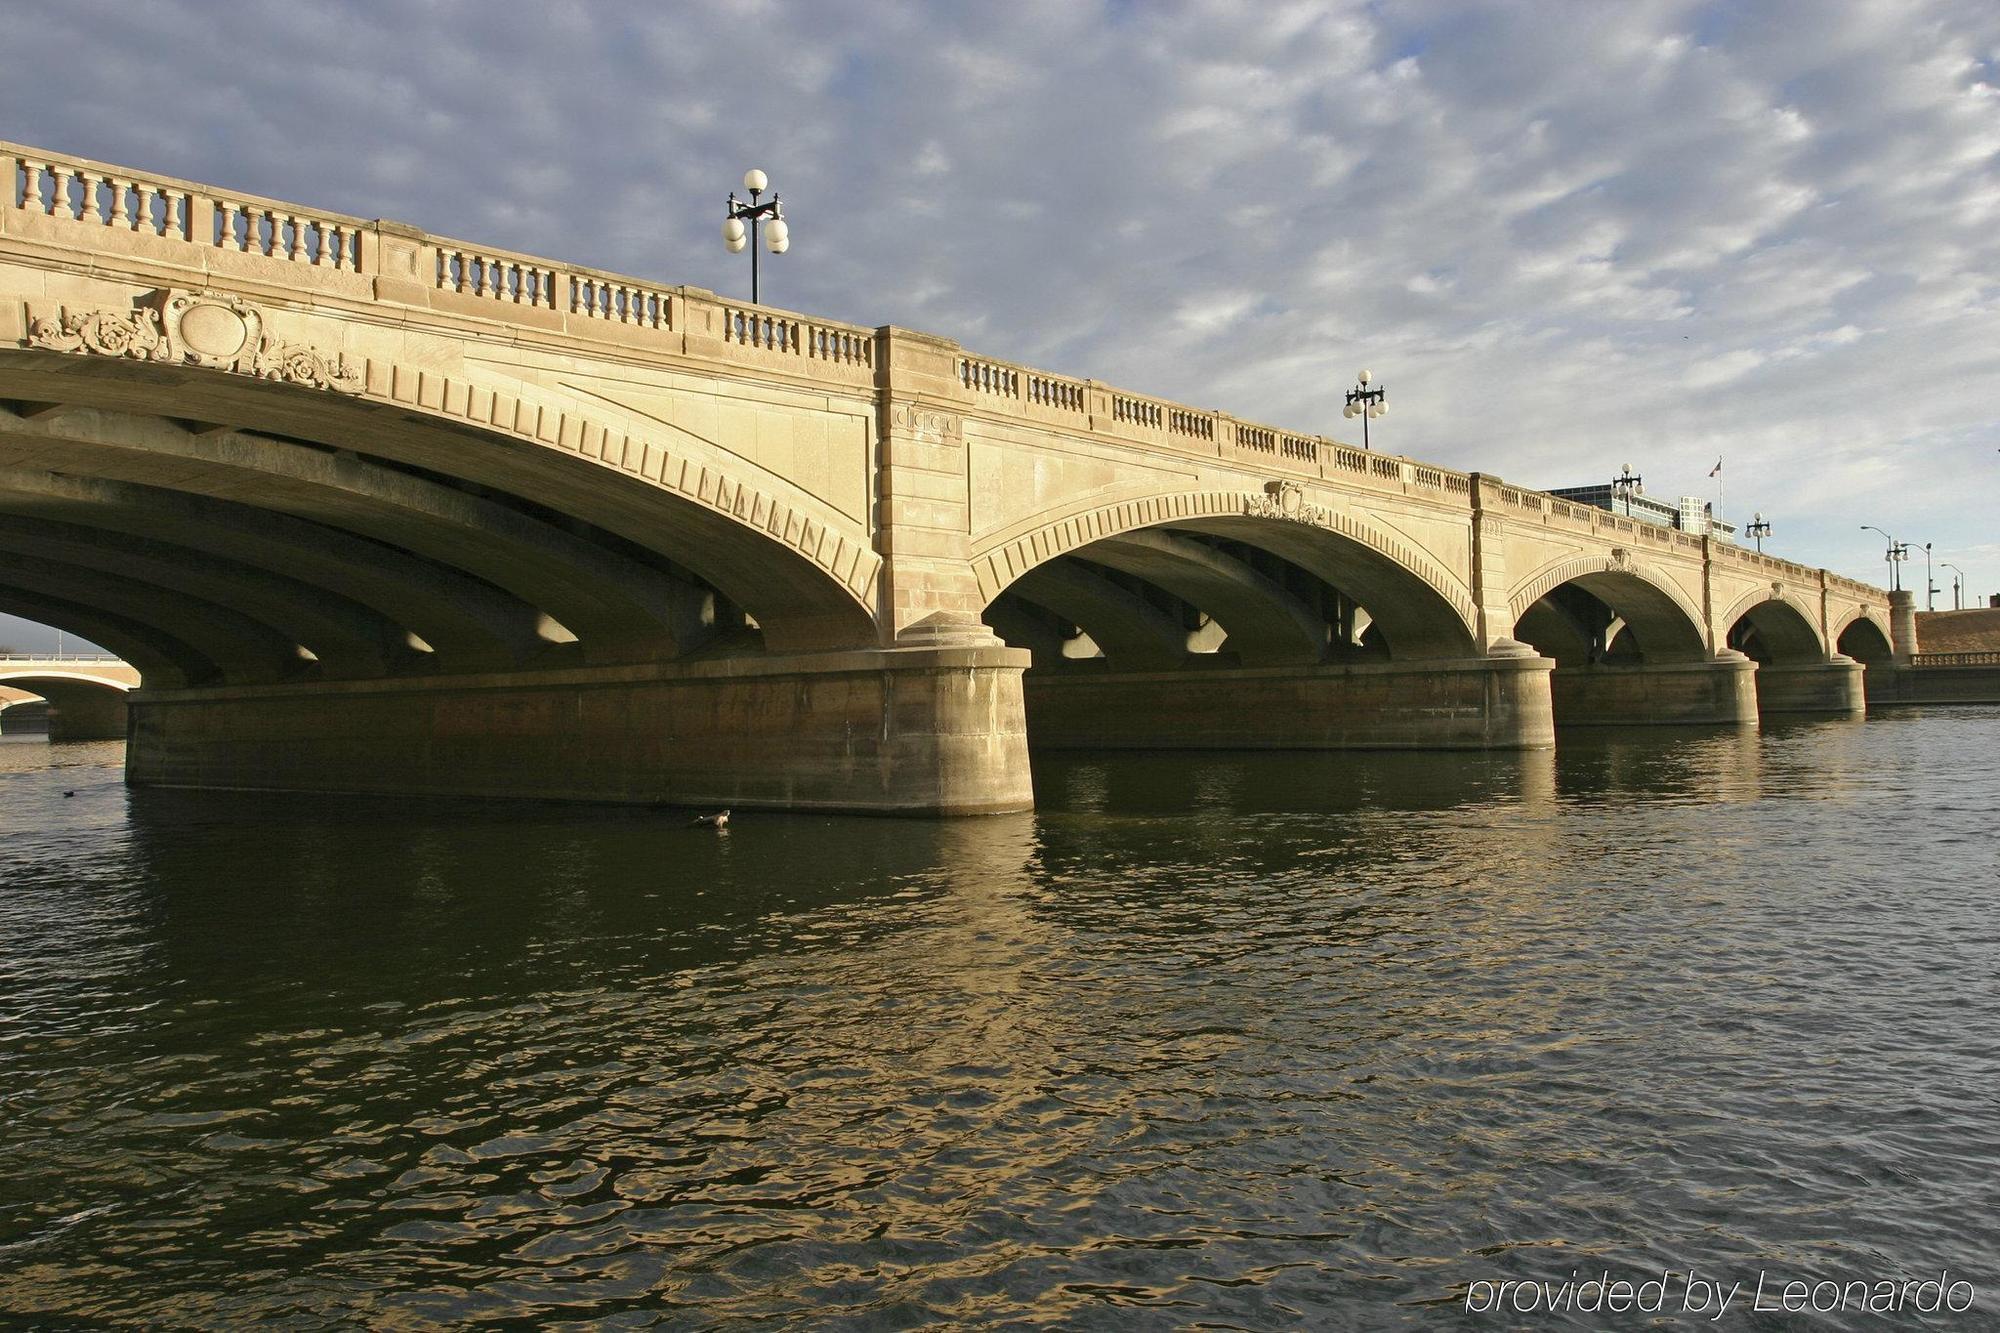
<box><xmin>0</xmin><ymin>0</ymin><xmax>1994</xmax><ymax>614</ymax></box>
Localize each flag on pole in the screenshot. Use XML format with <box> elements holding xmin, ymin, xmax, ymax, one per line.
<box><xmin>1708</xmin><ymin>458</ymin><xmax>1723</xmax><ymax>478</ymax></box>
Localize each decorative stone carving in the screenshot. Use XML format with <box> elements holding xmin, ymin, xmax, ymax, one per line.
<box><xmin>159</xmin><ymin>291</ymin><xmax>262</xmax><ymax>369</ymax></box>
<box><xmin>1245</xmin><ymin>482</ymin><xmax>1323</xmax><ymax>525</ymax></box>
<box><xmin>23</xmin><ymin>291</ymin><xmax>361</xmax><ymax>395</ymax></box>
<box><xmin>1770</xmin><ymin>580</ymin><xmax>1784</xmax><ymax>599</ymax></box>
<box><xmin>254</xmin><ymin>341</ymin><xmax>364</xmax><ymax>394</ymax></box>
<box><xmin>889</xmin><ymin>402</ymin><xmax>961</xmax><ymax>442</ymax></box>
<box><xmin>1610</xmin><ymin>547</ymin><xmax>1631</xmax><ymax>569</ymax></box>
<box><xmin>1262</xmin><ymin>479</ymin><xmax>1304</xmax><ymax>514</ymax></box>
<box><xmin>28</xmin><ymin>308</ymin><xmax>167</xmax><ymax>361</ymax></box>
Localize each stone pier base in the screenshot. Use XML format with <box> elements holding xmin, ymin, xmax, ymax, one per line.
<box><xmin>1550</xmin><ymin>656</ymin><xmax>1759</xmax><ymax>727</ymax></box>
<box><xmin>1022</xmin><ymin>654</ymin><xmax>1557</xmax><ymax>751</ymax></box>
<box><xmin>125</xmin><ymin>645</ymin><xmax>1035</xmax><ymax>815</ymax></box>
<box><xmin>1752</xmin><ymin>658</ymin><xmax>1865</xmax><ymax>716</ymax></box>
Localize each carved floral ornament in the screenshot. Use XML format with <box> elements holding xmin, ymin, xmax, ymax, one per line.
<box><xmin>26</xmin><ymin>290</ymin><xmax>362</xmax><ymax>395</ymax></box>
<box><xmin>1246</xmin><ymin>479</ymin><xmax>1319</xmax><ymax>524</ymax></box>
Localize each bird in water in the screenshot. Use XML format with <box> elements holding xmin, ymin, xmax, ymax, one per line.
<box><xmin>690</xmin><ymin>809</ymin><xmax>730</xmax><ymax>828</ymax></box>
<box><xmin>62</xmin><ymin>790</ymin><xmax>76</xmax><ymax>798</ymax></box>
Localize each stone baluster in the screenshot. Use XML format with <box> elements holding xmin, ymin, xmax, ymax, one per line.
<box><xmin>132</xmin><ymin>182</ymin><xmax>155</xmax><ymax>232</ymax></box>
<box><xmin>287</xmin><ymin>215</ymin><xmax>306</xmax><ymax>261</ymax></box>
<box><xmin>214</xmin><ymin>199</ymin><xmax>235</xmax><ymax>248</ymax></box>
<box><xmin>108</xmin><ymin>178</ymin><xmax>129</xmax><ymax>227</ymax></box>
<box><xmin>48</xmin><ymin>163</ymin><xmax>72</xmax><ymax>217</ymax></box>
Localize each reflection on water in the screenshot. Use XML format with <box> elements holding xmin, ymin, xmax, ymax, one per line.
<box><xmin>2</xmin><ymin>713</ymin><xmax>1997</xmax><ymax>1328</ymax></box>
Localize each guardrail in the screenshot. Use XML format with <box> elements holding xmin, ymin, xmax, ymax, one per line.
<box><xmin>1911</xmin><ymin>652</ymin><xmax>2000</xmax><ymax>667</ymax></box>
<box><xmin>0</xmin><ymin>652</ymin><xmax>124</xmax><ymax>662</ymax></box>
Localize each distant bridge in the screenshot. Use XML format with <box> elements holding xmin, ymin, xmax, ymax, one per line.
<box><xmin>0</xmin><ymin>653</ymin><xmax>137</xmax><ymax>738</ymax></box>
<box><xmin>0</xmin><ymin>141</ymin><xmax>1893</xmax><ymax>812</ymax></box>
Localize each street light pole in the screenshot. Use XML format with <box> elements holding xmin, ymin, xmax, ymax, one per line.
<box><xmin>1861</xmin><ymin>525</ymin><xmax>1906</xmax><ymax>591</ymax></box>
<box><xmin>1343</xmin><ymin>370</ymin><xmax>1386</xmax><ymax>450</ymax></box>
<box><xmin>1612</xmin><ymin>463</ymin><xmax>1643</xmax><ymax>517</ymax></box>
<box><xmin>1941</xmin><ymin>562</ymin><xmax>1967</xmax><ymax>610</ymax></box>
<box><xmin>1745</xmin><ymin>511</ymin><xmax>1772</xmax><ymax>553</ymax></box>
<box><xmin>722</xmin><ymin>169</ymin><xmax>790</xmax><ymax>306</ymax></box>
<box><xmin>1923</xmin><ymin>542</ymin><xmax>1936</xmax><ymax>611</ymax></box>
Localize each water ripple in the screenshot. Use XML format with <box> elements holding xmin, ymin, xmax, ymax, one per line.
<box><xmin>1</xmin><ymin>716</ymin><xmax>1996</xmax><ymax>1327</ymax></box>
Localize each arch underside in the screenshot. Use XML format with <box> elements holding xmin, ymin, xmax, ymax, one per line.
<box><xmin>0</xmin><ymin>356</ymin><xmax>878</xmax><ymax>690</ymax></box>
<box><xmin>1835</xmin><ymin>612</ymin><xmax>1894</xmax><ymax>666</ymax></box>
<box><xmin>979</xmin><ymin>511</ymin><xmax>1478</xmax><ymax>672</ymax></box>
<box><xmin>1510</xmin><ymin>568</ymin><xmax>1708</xmax><ymax>667</ymax></box>
<box><xmin>1724</xmin><ymin>592</ymin><xmax>1826</xmax><ymax>664</ymax></box>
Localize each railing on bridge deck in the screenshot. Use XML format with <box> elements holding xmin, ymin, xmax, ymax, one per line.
<box><xmin>0</xmin><ymin>652</ymin><xmax>124</xmax><ymax>663</ymax></box>
<box><xmin>1911</xmin><ymin>652</ymin><xmax>2000</xmax><ymax>668</ymax></box>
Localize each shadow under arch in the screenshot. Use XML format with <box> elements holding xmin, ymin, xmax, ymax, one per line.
<box><xmin>1722</xmin><ymin>587</ymin><xmax>1827</xmax><ymax>663</ymax></box>
<box><xmin>1506</xmin><ymin>554</ymin><xmax>1754</xmax><ymax>727</ymax></box>
<box><xmin>1508</xmin><ymin>554</ymin><xmax>1709</xmax><ymax>663</ymax></box>
<box><xmin>1834</xmin><ymin>611</ymin><xmax>1896</xmax><ymax>701</ymax></box>
<box><xmin>973</xmin><ymin>489</ymin><xmax>1480</xmax><ymax>662</ymax></box>
<box><xmin>0</xmin><ymin>351</ymin><xmax>879</xmax><ymax>655</ymax></box>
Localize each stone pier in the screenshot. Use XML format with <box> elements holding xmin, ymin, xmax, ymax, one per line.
<box><xmin>1549</xmin><ymin>655</ymin><xmax>1760</xmax><ymax>727</ymax></box>
<box><xmin>127</xmin><ymin>642</ymin><xmax>1034</xmax><ymax>815</ymax></box>
<box><xmin>1025</xmin><ymin>653</ymin><xmax>1556</xmax><ymax>751</ymax></box>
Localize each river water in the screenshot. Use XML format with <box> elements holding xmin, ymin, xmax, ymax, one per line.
<box><xmin>2</xmin><ymin>712</ymin><xmax>1996</xmax><ymax>1329</ymax></box>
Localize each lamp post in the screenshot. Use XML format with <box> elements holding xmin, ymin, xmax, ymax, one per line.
<box><xmin>1611</xmin><ymin>463</ymin><xmax>1642</xmax><ymax>517</ymax></box>
<box><xmin>1923</xmin><ymin>541</ymin><xmax>1936</xmax><ymax>611</ymax></box>
<box><xmin>1861</xmin><ymin>525</ymin><xmax>1907</xmax><ymax>591</ymax></box>
<box><xmin>1342</xmin><ymin>370</ymin><xmax>1386</xmax><ymax>450</ymax></box>
<box><xmin>722</xmin><ymin>168</ymin><xmax>789</xmax><ymax>305</ymax></box>
<box><xmin>1941</xmin><ymin>562</ymin><xmax>1967</xmax><ymax>610</ymax></box>
<box><xmin>1745</xmin><ymin>511</ymin><xmax>1772</xmax><ymax>553</ymax></box>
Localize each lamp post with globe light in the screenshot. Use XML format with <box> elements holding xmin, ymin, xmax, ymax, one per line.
<box><xmin>1611</xmin><ymin>463</ymin><xmax>1643</xmax><ymax>517</ymax></box>
<box><xmin>722</xmin><ymin>169</ymin><xmax>789</xmax><ymax>306</ymax></box>
<box><xmin>1745</xmin><ymin>512</ymin><xmax>1772</xmax><ymax>552</ymax></box>
<box><xmin>1343</xmin><ymin>371</ymin><xmax>1386</xmax><ymax>450</ymax></box>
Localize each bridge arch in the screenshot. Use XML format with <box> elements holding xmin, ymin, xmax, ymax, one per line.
<box><xmin>1721</xmin><ymin>586</ymin><xmax>1828</xmax><ymax>663</ymax></box>
<box><xmin>973</xmin><ymin>488</ymin><xmax>1480</xmax><ymax>661</ymax></box>
<box><xmin>1832</xmin><ymin>606</ymin><xmax>1895</xmax><ymax>667</ymax></box>
<box><xmin>0</xmin><ymin>669</ymin><xmax>132</xmax><ymax>740</ymax></box>
<box><xmin>1508</xmin><ymin>553</ymin><xmax>1709</xmax><ymax>663</ymax></box>
<box><xmin>0</xmin><ymin>351</ymin><xmax>881</xmax><ymax>682</ymax></box>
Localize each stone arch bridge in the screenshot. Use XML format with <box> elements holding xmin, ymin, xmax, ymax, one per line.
<box><xmin>0</xmin><ymin>142</ymin><xmax>1890</xmax><ymax>813</ymax></box>
<box><xmin>0</xmin><ymin>654</ymin><xmax>138</xmax><ymax>738</ymax></box>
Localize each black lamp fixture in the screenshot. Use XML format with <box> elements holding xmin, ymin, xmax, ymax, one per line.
<box><xmin>1611</xmin><ymin>463</ymin><xmax>1643</xmax><ymax>516</ymax></box>
<box><xmin>722</xmin><ymin>168</ymin><xmax>789</xmax><ymax>305</ymax></box>
<box><xmin>1343</xmin><ymin>370</ymin><xmax>1386</xmax><ymax>450</ymax></box>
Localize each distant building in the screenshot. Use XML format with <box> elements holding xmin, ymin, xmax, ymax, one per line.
<box><xmin>1546</xmin><ymin>483</ymin><xmax>1736</xmax><ymax>541</ymax></box>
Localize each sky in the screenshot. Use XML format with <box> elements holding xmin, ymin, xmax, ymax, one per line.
<box><xmin>2</xmin><ymin>0</ymin><xmax>1997</xmax><ymax>652</ymax></box>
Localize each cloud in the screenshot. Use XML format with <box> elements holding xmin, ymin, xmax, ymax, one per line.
<box><xmin>0</xmin><ymin>0</ymin><xmax>1996</xmax><ymax>615</ymax></box>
